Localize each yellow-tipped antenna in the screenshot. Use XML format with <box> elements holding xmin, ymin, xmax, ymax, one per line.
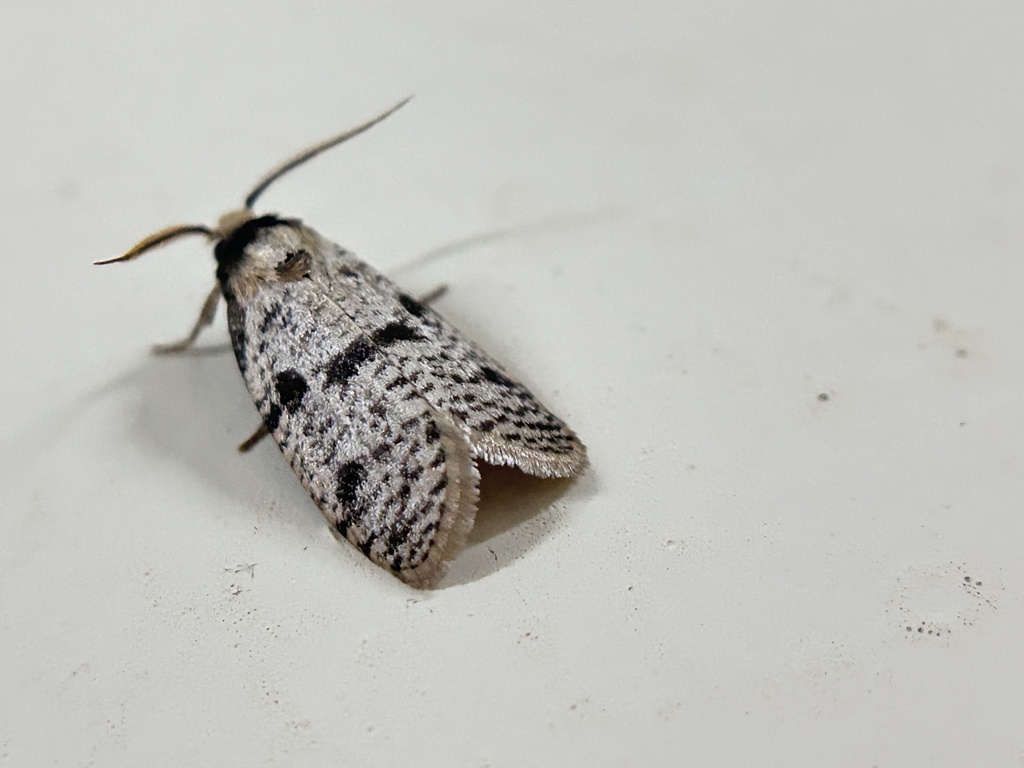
<box><xmin>243</xmin><ymin>95</ymin><xmax>413</xmax><ymax>209</ymax></box>
<box><xmin>95</xmin><ymin>224</ymin><xmax>214</xmax><ymax>265</ymax></box>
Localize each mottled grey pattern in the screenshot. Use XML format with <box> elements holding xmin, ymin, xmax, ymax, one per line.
<box><xmin>220</xmin><ymin>221</ymin><xmax>587</xmax><ymax>587</ymax></box>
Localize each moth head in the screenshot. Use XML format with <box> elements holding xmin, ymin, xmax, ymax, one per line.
<box><xmin>96</xmin><ymin>96</ymin><xmax>411</xmax><ymax>267</ymax></box>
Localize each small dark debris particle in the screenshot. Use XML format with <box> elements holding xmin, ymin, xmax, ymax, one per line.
<box><xmin>955</xmin><ymin>348</ymin><xmax>968</xmax><ymax>358</ymax></box>
<box><xmin>964</xmin><ymin>576</ymin><xmax>971</xmax><ymax>583</ymax></box>
<box><xmin>817</xmin><ymin>392</ymin><xmax>830</xmax><ymax>402</ymax></box>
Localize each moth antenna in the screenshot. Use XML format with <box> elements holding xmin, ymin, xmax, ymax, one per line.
<box><xmin>95</xmin><ymin>224</ymin><xmax>214</xmax><ymax>265</ymax></box>
<box><xmin>243</xmin><ymin>95</ymin><xmax>413</xmax><ymax>210</ymax></box>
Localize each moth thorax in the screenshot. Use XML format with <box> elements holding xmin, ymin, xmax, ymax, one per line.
<box><xmin>217</xmin><ymin>208</ymin><xmax>253</xmax><ymax>239</ymax></box>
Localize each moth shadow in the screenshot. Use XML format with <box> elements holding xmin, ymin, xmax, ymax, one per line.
<box><xmin>440</xmin><ymin>464</ymin><xmax>579</xmax><ymax>588</ymax></box>
<box><xmin>388</xmin><ymin>205</ymin><xmax>629</xmax><ymax>277</ymax></box>
<box><xmin>124</xmin><ymin>345</ymin><xmax>323</xmax><ymax>540</ymax></box>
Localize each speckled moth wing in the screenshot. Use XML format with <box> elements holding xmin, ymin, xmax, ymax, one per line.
<box><xmin>328</xmin><ymin>252</ymin><xmax>589</xmax><ymax>479</ymax></box>
<box><xmin>220</xmin><ymin>218</ymin><xmax>585</xmax><ymax>586</ymax></box>
<box><xmin>221</xmin><ymin>220</ymin><xmax>479</xmax><ymax>586</ymax></box>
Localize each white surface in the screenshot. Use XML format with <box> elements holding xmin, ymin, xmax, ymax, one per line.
<box><xmin>2</xmin><ymin>2</ymin><xmax>1024</xmax><ymax>766</ymax></box>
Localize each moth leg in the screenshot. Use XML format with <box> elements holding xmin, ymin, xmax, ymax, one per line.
<box><xmin>153</xmin><ymin>284</ymin><xmax>221</xmax><ymax>355</ymax></box>
<box><xmin>417</xmin><ymin>283</ymin><xmax>448</xmax><ymax>305</ymax></box>
<box><xmin>238</xmin><ymin>423</ymin><xmax>270</xmax><ymax>453</ymax></box>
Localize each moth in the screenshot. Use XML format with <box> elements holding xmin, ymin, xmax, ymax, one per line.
<box><xmin>100</xmin><ymin>98</ymin><xmax>588</xmax><ymax>587</ymax></box>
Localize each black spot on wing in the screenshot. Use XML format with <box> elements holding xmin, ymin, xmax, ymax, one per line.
<box><xmin>259</xmin><ymin>303</ymin><xmax>283</xmax><ymax>335</ymax></box>
<box><xmin>429</xmin><ymin>449</ymin><xmax>445</xmax><ymax>469</ymax></box>
<box><xmin>325</xmin><ymin>337</ymin><xmax>374</xmax><ymax>388</ymax></box>
<box><xmin>324</xmin><ymin>323</ymin><xmax>423</xmax><ymax>389</ymax></box>
<box><xmin>372</xmin><ymin>321</ymin><xmax>423</xmax><ymax>346</ymax></box>
<box><xmin>481</xmin><ymin>365</ymin><xmax>517</xmax><ymax>389</ymax></box>
<box><xmin>230</xmin><ymin>325</ymin><xmax>247</xmax><ymax>373</ymax></box>
<box><xmin>274</xmin><ymin>369</ymin><xmax>308</xmax><ymax>411</ymax></box>
<box><xmin>358</xmin><ymin>535</ymin><xmax>377</xmax><ymax>557</ymax></box>
<box><xmin>336</xmin><ymin>461</ymin><xmax>367</xmax><ymax>509</ymax></box>
<box><xmin>398</xmin><ymin>293</ymin><xmax>427</xmax><ymax>317</ymax></box>
<box><xmin>264</xmin><ymin>403</ymin><xmax>282</xmax><ymax>431</ymax></box>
